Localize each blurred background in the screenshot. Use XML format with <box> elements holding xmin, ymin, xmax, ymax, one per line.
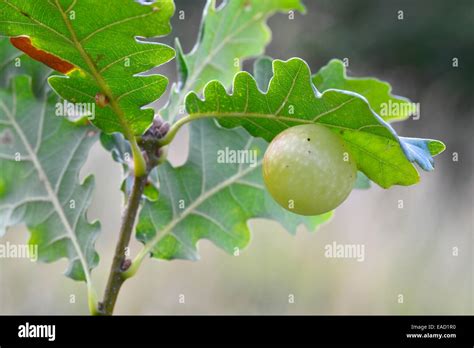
<box><xmin>1</xmin><ymin>0</ymin><xmax>472</xmax><ymax>314</ymax></box>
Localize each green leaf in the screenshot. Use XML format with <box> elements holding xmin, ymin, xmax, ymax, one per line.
<box><xmin>254</xmin><ymin>56</ymin><xmax>372</xmax><ymax>190</ymax></box>
<box><xmin>0</xmin><ymin>0</ymin><xmax>175</xmax><ymax>136</ymax></box>
<box><xmin>312</xmin><ymin>59</ymin><xmax>416</xmax><ymax>122</ymax></box>
<box><xmin>136</xmin><ymin>119</ymin><xmax>331</xmax><ymax>261</ymax></box>
<box><xmin>185</xmin><ymin>58</ymin><xmax>445</xmax><ymax>188</ymax></box>
<box><xmin>161</xmin><ymin>0</ymin><xmax>305</xmax><ymax>123</ymax></box>
<box><xmin>0</xmin><ymin>73</ymin><xmax>100</xmax><ymax>282</ymax></box>
<box><xmin>174</xmin><ymin>38</ymin><xmax>188</xmax><ymax>89</ymax></box>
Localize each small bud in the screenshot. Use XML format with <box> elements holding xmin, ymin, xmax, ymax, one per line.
<box><xmin>157</xmin><ymin>122</ymin><xmax>170</xmax><ymax>137</ymax></box>
<box><xmin>120</xmin><ymin>259</ymin><xmax>132</xmax><ymax>271</ymax></box>
<box><xmin>144</xmin><ymin>116</ymin><xmax>170</xmax><ymax>139</ymax></box>
<box><xmin>153</xmin><ymin>115</ymin><xmax>164</xmax><ymax>128</ymax></box>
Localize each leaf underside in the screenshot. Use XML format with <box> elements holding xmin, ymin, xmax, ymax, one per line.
<box><xmin>185</xmin><ymin>58</ymin><xmax>445</xmax><ymax>188</ymax></box>
<box><xmin>0</xmin><ymin>70</ymin><xmax>99</xmax><ymax>282</ymax></box>
<box><xmin>0</xmin><ymin>0</ymin><xmax>175</xmax><ymax>135</ymax></box>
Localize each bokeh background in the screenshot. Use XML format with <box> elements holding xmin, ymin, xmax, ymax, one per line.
<box><xmin>1</xmin><ymin>0</ymin><xmax>472</xmax><ymax>314</ymax></box>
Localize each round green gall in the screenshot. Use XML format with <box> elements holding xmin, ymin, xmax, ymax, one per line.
<box><xmin>262</xmin><ymin>124</ymin><xmax>357</xmax><ymax>216</ymax></box>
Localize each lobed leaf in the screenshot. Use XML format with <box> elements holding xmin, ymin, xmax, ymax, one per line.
<box><xmin>0</xmin><ymin>72</ymin><xmax>100</xmax><ymax>282</ymax></box>
<box><xmin>161</xmin><ymin>0</ymin><xmax>305</xmax><ymax>122</ymax></box>
<box><xmin>185</xmin><ymin>58</ymin><xmax>445</xmax><ymax>188</ymax></box>
<box><xmin>136</xmin><ymin>119</ymin><xmax>331</xmax><ymax>261</ymax></box>
<box><xmin>254</xmin><ymin>56</ymin><xmax>372</xmax><ymax>190</ymax></box>
<box><xmin>312</xmin><ymin>59</ymin><xmax>417</xmax><ymax>123</ymax></box>
<box><xmin>0</xmin><ymin>0</ymin><xmax>175</xmax><ymax>136</ymax></box>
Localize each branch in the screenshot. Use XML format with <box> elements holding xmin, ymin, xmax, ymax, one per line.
<box><xmin>100</xmin><ymin>173</ymin><xmax>147</xmax><ymax>315</ymax></box>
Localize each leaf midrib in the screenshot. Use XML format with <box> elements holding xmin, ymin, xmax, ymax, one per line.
<box><xmin>4</xmin><ymin>0</ymin><xmax>136</xmax><ymax>138</ymax></box>
<box><xmin>50</xmin><ymin>0</ymin><xmax>137</xmax><ymax>140</ymax></box>
<box><xmin>188</xmin><ymin>111</ymin><xmax>389</xmax><ymax>138</ymax></box>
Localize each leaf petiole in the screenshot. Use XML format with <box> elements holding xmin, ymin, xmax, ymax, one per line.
<box><xmin>87</xmin><ymin>284</ymin><xmax>100</xmax><ymax>316</ymax></box>
<box><xmin>121</xmin><ymin>250</ymin><xmax>146</xmax><ymax>280</ymax></box>
<box><xmin>157</xmin><ymin>114</ymin><xmax>204</xmax><ymax>147</ymax></box>
<box><xmin>130</xmin><ymin>138</ymin><xmax>147</xmax><ymax>177</ymax></box>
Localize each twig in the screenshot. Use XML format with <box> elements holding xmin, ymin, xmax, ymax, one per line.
<box><xmin>100</xmin><ymin>173</ymin><xmax>147</xmax><ymax>315</ymax></box>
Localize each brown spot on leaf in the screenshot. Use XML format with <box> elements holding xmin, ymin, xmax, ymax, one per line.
<box><xmin>95</xmin><ymin>93</ymin><xmax>109</xmax><ymax>108</ymax></box>
<box><xmin>10</xmin><ymin>36</ymin><xmax>75</xmax><ymax>74</ymax></box>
